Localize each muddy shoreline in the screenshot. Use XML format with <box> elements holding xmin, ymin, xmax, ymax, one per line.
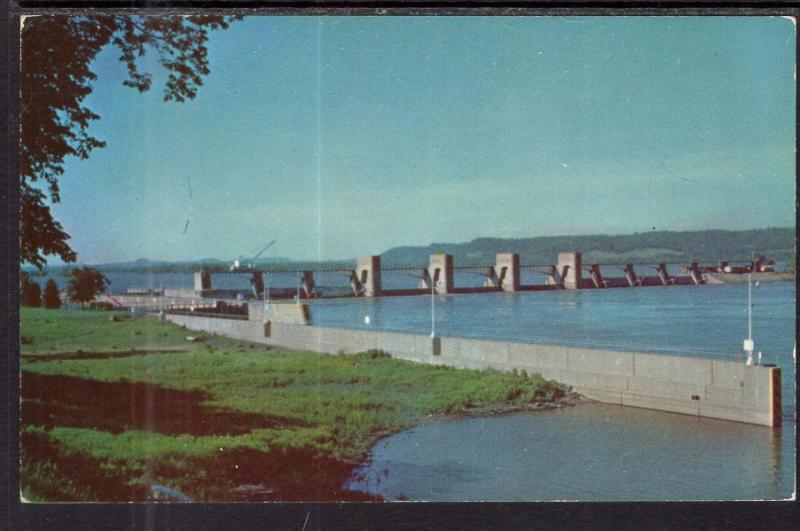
<box><xmin>22</xmin><ymin>368</ymin><xmax>578</xmax><ymax>502</ymax></box>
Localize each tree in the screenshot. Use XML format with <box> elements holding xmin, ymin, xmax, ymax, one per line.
<box><xmin>20</xmin><ymin>15</ymin><xmax>240</xmax><ymax>269</ymax></box>
<box><xmin>66</xmin><ymin>267</ymin><xmax>110</xmax><ymax>306</ymax></box>
<box><xmin>43</xmin><ymin>279</ymin><xmax>62</xmax><ymax>309</ymax></box>
<box><xmin>20</xmin><ymin>272</ymin><xmax>42</xmax><ymax>307</ymax></box>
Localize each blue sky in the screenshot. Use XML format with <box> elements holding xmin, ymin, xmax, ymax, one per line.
<box><xmin>48</xmin><ymin>16</ymin><xmax>795</xmax><ymax>264</ymax></box>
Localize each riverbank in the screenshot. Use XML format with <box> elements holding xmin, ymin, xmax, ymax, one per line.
<box><xmin>20</xmin><ymin>307</ymin><xmax>568</xmax><ymax>502</ymax></box>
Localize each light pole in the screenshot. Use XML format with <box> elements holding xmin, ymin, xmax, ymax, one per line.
<box><xmin>265</xmin><ymin>272</ymin><xmax>270</xmax><ymax>308</ymax></box>
<box><xmin>262</xmin><ymin>272</ymin><xmax>267</xmax><ymax>312</ymax></box>
<box><xmin>430</xmin><ymin>279</ymin><xmax>440</xmax><ymax>338</ymax></box>
<box><xmin>296</xmin><ymin>271</ymin><xmax>301</xmax><ymax>304</ymax></box>
<box><xmin>744</xmin><ymin>271</ymin><xmax>754</xmax><ymax>366</ymax></box>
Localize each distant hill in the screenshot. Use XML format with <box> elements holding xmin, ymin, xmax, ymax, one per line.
<box><xmin>33</xmin><ymin>256</ymin><xmax>286</xmax><ymax>274</ymax></box>
<box><xmin>94</xmin><ymin>257</ymin><xmax>223</xmax><ymax>269</ymax></box>
<box><xmin>92</xmin><ymin>256</ymin><xmax>303</xmax><ymax>273</ymax></box>
<box><xmin>29</xmin><ymin>227</ymin><xmax>794</xmax><ymax>273</ymax></box>
<box><xmin>380</xmin><ymin>228</ymin><xmax>796</xmax><ymax>266</ymax></box>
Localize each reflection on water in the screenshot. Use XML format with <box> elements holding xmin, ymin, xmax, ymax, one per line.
<box><xmin>348</xmin><ymin>402</ymin><xmax>794</xmax><ymax>501</ymax></box>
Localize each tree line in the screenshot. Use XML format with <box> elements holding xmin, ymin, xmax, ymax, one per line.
<box><xmin>21</xmin><ymin>267</ymin><xmax>109</xmax><ymax>309</ymax></box>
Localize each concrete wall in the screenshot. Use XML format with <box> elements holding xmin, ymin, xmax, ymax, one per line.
<box><xmin>164</xmin><ymin>313</ymin><xmax>780</xmax><ymax>427</ymax></box>
<box><xmin>162</xmin><ymin>289</ymin><xmax>201</xmax><ymax>299</ymax></box>
<box><xmin>194</xmin><ymin>271</ymin><xmax>211</xmax><ymax>291</ymax></box>
<box><xmin>495</xmin><ymin>253</ymin><xmax>521</xmax><ymax>292</ymax></box>
<box><xmin>247</xmin><ymin>302</ymin><xmax>311</xmax><ymax>325</ymax></box>
<box><xmin>428</xmin><ymin>254</ymin><xmax>454</xmax><ymax>294</ymax></box>
<box><xmin>557</xmin><ymin>252</ymin><xmax>582</xmax><ymax>290</ymax></box>
<box><xmin>250</xmin><ymin>272</ymin><xmax>264</xmax><ymax>298</ymax></box>
<box><xmin>356</xmin><ymin>256</ymin><xmax>382</xmax><ymax>297</ymax></box>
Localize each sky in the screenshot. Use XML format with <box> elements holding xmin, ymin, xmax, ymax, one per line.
<box><xmin>44</xmin><ymin>16</ymin><xmax>796</xmax><ymax>264</ymax></box>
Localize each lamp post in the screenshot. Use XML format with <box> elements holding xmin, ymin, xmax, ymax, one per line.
<box><xmin>262</xmin><ymin>272</ymin><xmax>268</xmax><ymax>315</ymax></box>
<box><xmin>265</xmin><ymin>272</ymin><xmax>270</xmax><ymax>308</ymax></box>
<box><xmin>744</xmin><ymin>271</ymin><xmax>754</xmax><ymax>366</ymax></box>
<box><xmin>296</xmin><ymin>271</ymin><xmax>301</xmax><ymax>304</ymax></box>
<box><xmin>430</xmin><ymin>279</ymin><xmax>440</xmax><ymax>338</ymax></box>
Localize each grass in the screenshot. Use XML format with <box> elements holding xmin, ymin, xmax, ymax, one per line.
<box><xmin>20</xmin><ymin>307</ymin><xmax>568</xmax><ymax>502</ymax></box>
<box><xmin>20</xmin><ymin>307</ymin><xmax>192</xmax><ymax>355</ymax></box>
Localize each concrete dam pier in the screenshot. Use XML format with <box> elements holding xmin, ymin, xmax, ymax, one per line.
<box><xmin>192</xmin><ymin>251</ymin><xmax>785</xmax><ymax>301</ymax></box>
<box><xmin>164</xmin><ymin>303</ymin><xmax>782</xmax><ymax>428</ymax></box>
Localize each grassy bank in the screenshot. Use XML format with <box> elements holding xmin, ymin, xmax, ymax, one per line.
<box><xmin>20</xmin><ymin>308</ymin><xmax>569</xmax><ymax>502</ymax></box>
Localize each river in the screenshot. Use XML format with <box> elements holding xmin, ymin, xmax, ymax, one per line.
<box><xmin>345</xmin><ymin>402</ymin><xmax>792</xmax><ymax>501</ymax></box>
<box><xmin>304</xmin><ymin>281</ymin><xmax>795</xmax><ymax>501</ymax></box>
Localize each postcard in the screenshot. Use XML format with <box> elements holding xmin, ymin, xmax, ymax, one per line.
<box><xmin>17</xmin><ymin>13</ymin><xmax>796</xmax><ymax>504</ymax></box>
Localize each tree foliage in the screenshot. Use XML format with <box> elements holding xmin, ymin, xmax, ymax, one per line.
<box><xmin>43</xmin><ymin>279</ymin><xmax>62</xmax><ymax>309</ymax></box>
<box><xmin>20</xmin><ymin>272</ymin><xmax>42</xmax><ymax>307</ymax></box>
<box><xmin>66</xmin><ymin>267</ymin><xmax>110</xmax><ymax>304</ymax></box>
<box><xmin>20</xmin><ymin>15</ymin><xmax>240</xmax><ymax>269</ymax></box>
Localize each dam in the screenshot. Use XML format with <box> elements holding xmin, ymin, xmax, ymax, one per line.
<box><xmin>177</xmin><ymin>251</ymin><xmax>790</xmax><ymax>302</ymax></box>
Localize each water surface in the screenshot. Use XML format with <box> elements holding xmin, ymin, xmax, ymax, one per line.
<box><xmin>347</xmin><ymin>402</ymin><xmax>793</xmax><ymax>501</ymax></box>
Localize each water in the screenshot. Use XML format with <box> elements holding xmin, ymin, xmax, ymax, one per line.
<box><xmin>310</xmin><ymin>282</ymin><xmax>794</xmax><ymax>363</ymax></box>
<box><xmin>311</xmin><ymin>281</ymin><xmax>794</xmax><ymax>501</ymax></box>
<box><xmin>347</xmin><ymin>403</ymin><xmax>793</xmax><ymax>501</ymax></box>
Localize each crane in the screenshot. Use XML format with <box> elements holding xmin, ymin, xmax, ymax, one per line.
<box><xmin>231</xmin><ymin>240</ymin><xmax>276</xmax><ymax>271</ymax></box>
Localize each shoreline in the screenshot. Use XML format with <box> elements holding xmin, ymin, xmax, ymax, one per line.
<box><xmin>21</xmin><ymin>308</ymin><xmax>573</xmax><ymax>502</ymax></box>
<box><xmin>21</xmin><ymin>369</ymin><xmax>575</xmax><ymax>503</ymax></box>
<box><xmin>342</xmin><ymin>391</ymin><xmax>585</xmax><ymax>500</ymax></box>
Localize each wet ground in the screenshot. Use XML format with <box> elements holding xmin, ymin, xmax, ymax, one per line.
<box><xmin>21</xmin><ymin>368</ymin><xmax>380</xmax><ymax>502</ymax></box>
